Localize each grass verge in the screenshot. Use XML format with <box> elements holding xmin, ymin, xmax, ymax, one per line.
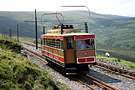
<box><xmin>0</xmin><ymin>39</ymin><xmax>67</xmax><ymax>90</ymax></box>
<box><xmin>97</xmin><ymin>54</ymin><xmax>135</xmax><ymax>69</ymax></box>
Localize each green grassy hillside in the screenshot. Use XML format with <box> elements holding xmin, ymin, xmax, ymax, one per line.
<box><xmin>92</xmin><ymin>17</ymin><xmax>135</xmax><ymax>50</ymax></box>
<box><xmin>0</xmin><ymin>39</ymin><xmax>66</xmax><ymax>90</ymax></box>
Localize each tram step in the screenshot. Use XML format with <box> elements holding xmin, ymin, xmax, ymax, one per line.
<box><xmin>66</xmin><ymin>67</ymin><xmax>77</xmax><ymax>70</ymax></box>
<box><xmin>66</xmin><ymin>73</ymin><xmax>77</xmax><ymax>75</ymax></box>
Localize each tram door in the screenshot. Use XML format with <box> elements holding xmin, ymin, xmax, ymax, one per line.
<box><xmin>64</xmin><ymin>37</ymin><xmax>75</xmax><ymax>64</ymax></box>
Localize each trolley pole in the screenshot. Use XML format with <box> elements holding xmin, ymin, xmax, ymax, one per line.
<box><xmin>16</xmin><ymin>24</ymin><xmax>19</xmax><ymax>42</ymax></box>
<box><xmin>35</xmin><ymin>9</ymin><xmax>38</xmax><ymax>49</ymax></box>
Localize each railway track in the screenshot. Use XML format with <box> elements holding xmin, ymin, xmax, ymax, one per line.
<box><xmin>85</xmin><ymin>74</ymin><xmax>119</xmax><ymax>90</ymax></box>
<box><xmin>74</xmin><ymin>74</ymin><xmax>120</xmax><ymax>90</ymax></box>
<box><xmin>95</xmin><ymin>61</ymin><xmax>135</xmax><ymax>80</ymax></box>
<box><xmin>22</xmin><ymin>43</ymin><xmax>120</xmax><ymax>90</ymax></box>
<box><xmin>22</xmin><ymin>46</ymin><xmax>95</xmax><ymax>89</ymax></box>
<box><xmin>74</xmin><ymin>78</ymin><xmax>96</xmax><ymax>90</ymax></box>
<box><xmin>22</xmin><ymin>42</ymin><xmax>135</xmax><ymax>80</ymax></box>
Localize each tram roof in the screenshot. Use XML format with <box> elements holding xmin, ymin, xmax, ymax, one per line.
<box><xmin>41</xmin><ymin>32</ymin><xmax>95</xmax><ymax>40</ymax></box>
<box><xmin>42</xmin><ymin>32</ymin><xmax>94</xmax><ymax>36</ymax></box>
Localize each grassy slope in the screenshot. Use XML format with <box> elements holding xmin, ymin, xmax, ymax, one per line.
<box><xmin>97</xmin><ymin>54</ymin><xmax>135</xmax><ymax>69</ymax></box>
<box><xmin>0</xmin><ymin>39</ymin><xmax>66</xmax><ymax>90</ymax></box>
<box><xmin>92</xmin><ymin>17</ymin><xmax>135</xmax><ymax>60</ymax></box>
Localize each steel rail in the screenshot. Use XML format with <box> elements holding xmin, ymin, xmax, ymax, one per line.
<box><xmin>22</xmin><ymin>44</ymin><xmax>95</xmax><ymax>90</ymax></box>
<box><xmin>86</xmin><ymin>74</ymin><xmax>120</xmax><ymax>90</ymax></box>
<box><xmin>96</xmin><ymin>61</ymin><xmax>135</xmax><ymax>80</ymax></box>
<box><xmin>22</xmin><ymin>43</ymin><xmax>119</xmax><ymax>90</ymax></box>
<box><xmin>22</xmin><ymin>42</ymin><xmax>135</xmax><ymax>80</ymax></box>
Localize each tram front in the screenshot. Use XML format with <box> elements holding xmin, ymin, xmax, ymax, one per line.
<box><xmin>74</xmin><ymin>34</ymin><xmax>96</xmax><ymax>66</ymax></box>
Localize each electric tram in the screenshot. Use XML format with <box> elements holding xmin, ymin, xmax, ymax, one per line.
<box><xmin>40</xmin><ymin>24</ymin><xmax>96</xmax><ymax>75</ymax></box>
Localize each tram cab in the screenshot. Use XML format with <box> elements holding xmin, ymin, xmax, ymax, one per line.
<box><xmin>41</xmin><ymin>24</ymin><xmax>96</xmax><ymax>75</ymax></box>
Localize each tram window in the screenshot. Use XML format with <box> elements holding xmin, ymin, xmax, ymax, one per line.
<box><xmin>46</xmin><ymin>39</ymin><xmax>48</xmax><ymax>45</ymax></box>
<box><xmin>45</xmin><ymin>39</ymin><xmax>63</xmax><ymax>49</ymax></box>
<box><xmin>55</xmin><ymin>39</ymin><xmax>59</xmax><ymax>48</ymax></box>
<box><xmin>77</xmin><ymin>39</ymin><xmax>95</xmax><ymax>49</ymax></box>
<box><xmin>47</xmin><ymin>39</ymin><xmax>51</xmax><ymax>46</ymax></box>
<box><xmin>44</xmin><ymin>38</ymin><xmax>46</xmax><ymax>45</ymax></box>
<box><xmin>42</xmin><ymin>38</ymin><xmax>45</xmax><ymax>45</ymax></box>
<box><xmin>55</xmin><ymin>39</ymin><xmax>63</xmax><ymax>49</ymax></box>
<box><xmin>60</xmin><ymin>41</ymin><xmax>63</xmax><ymax>49</ymax></box>
<box><xmin>50</xmin><ymin>39</ymin><xmax>53</xmax><ymax>47</ymax></box>
<box><xmin>51</xmin><ymin>39</ymin><xmax>55</xmax><ymax>47</ymax></box>
<box><xmin>45</xmin><ymin>39</ymin><xmax>47</xmax><ymax>45</ymax></box>
<box><xmin>90</xmin><ymin>39</ymin><xmax>95</xmax><ymax>49</ymax></box>
<box><xmin>67</xmin><ymin>38</ymin><xmax>73</xmax><ymax>49</ymax></box>
<box><xmin>41</xmin><ymin>39</ymin><xmax>42</xmax><ymax>45</ymax></box>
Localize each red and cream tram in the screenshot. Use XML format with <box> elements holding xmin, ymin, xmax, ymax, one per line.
<box><xmin>41</xmin><ymin>24</ymin><xmax>96</xmax><ymax>75</ymax></box>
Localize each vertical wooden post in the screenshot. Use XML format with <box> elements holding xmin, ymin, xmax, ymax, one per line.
<box><xmin>17</xmin><ymin>24</ymin><xmax>19</xmax><ymax>42</ymax></box>
<box><xmin>35</xmin><ymin>9</ymin><xmax>38</xmax><ymax>49</ymax></box>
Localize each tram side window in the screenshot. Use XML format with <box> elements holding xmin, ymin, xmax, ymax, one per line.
<box><xmin>60</xmin><ymin>41</ymin><xmax>63</xmax><ymax>49</ymax></box>
<box><xmin>44</xmin><ymin>38</ymin><xmax>46</xmax><ymax>45</ymax></box>
<box><xmin>46</xmin><ymin>39</ymin><xmax>51</xmax><ymax>46</ymax></box>
<box><xmin>66</xmin><ymin>38</ymin><xmax>73</xmax><ymax>49</ymax></box>
<box><xmin>41</xmin><ymin>38</ymin><xmax>43</xmax><ymax>45</ymax></box>
<box><xmin>51</xmin><ymin>39</ymin><xmax>55</xmax><ymax>47</ymax></box>
<box><xmin>55</xmin><ymin>39</ymin><xmax>58</xmax><ymax>48</ymax></box>
<box><xmin>42</xmin><ymin>38</ymin><xmax>46</xmax><ymax>45</ymax></box>
<box><xmin>50</xmin><ymin>39</ymin><xmax>53</xmax><ymax>47</ymax></box>
<box><xmin>46</xmin><ymin>39</ymin><xmax>50</xmax><ymax>46</ymax></box>
<box><xmin>45</xmin><ymin>39</ymin><xmax>63</xmax><ymax>49</ymax></box>
<box><xmin>55</xmin><ymin>39</ymin><xmax>63</xmax><ymax>49</ymax></box>
<box><xmin>46</xmin><ymin>39</ymin><xmax>48</xmax><ymax>45</ymax></box>
<box><xmin>44</xmin><ymin>39</ymin><xmax>46</xmax><ymax>45</ymax></box>
<box><xmin>55</xmin><ymin>39</ymin><xmax>60</xmax><ymax>48</ymax></box>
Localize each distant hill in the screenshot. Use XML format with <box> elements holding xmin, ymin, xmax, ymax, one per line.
<box><xmin>0</xmin><ymin>11</ymin><xmax>135</xmax><ymax>51</ymax></box>
<box><xmin>0</xmin><ymin>11</ymin><xmax>42</xmax><ymax>37</ymax></box>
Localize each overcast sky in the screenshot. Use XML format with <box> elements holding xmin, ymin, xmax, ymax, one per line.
<box><xmin>0</xmin><ymin>0</ymin><xmax>135</xmax><ymax>17</ymax></box>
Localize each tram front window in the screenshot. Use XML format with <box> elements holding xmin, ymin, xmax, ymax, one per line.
<box><xmin>77</xmin><ymin>39</ymin><xmax>95</xmax><ymax>49</ymax></box>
